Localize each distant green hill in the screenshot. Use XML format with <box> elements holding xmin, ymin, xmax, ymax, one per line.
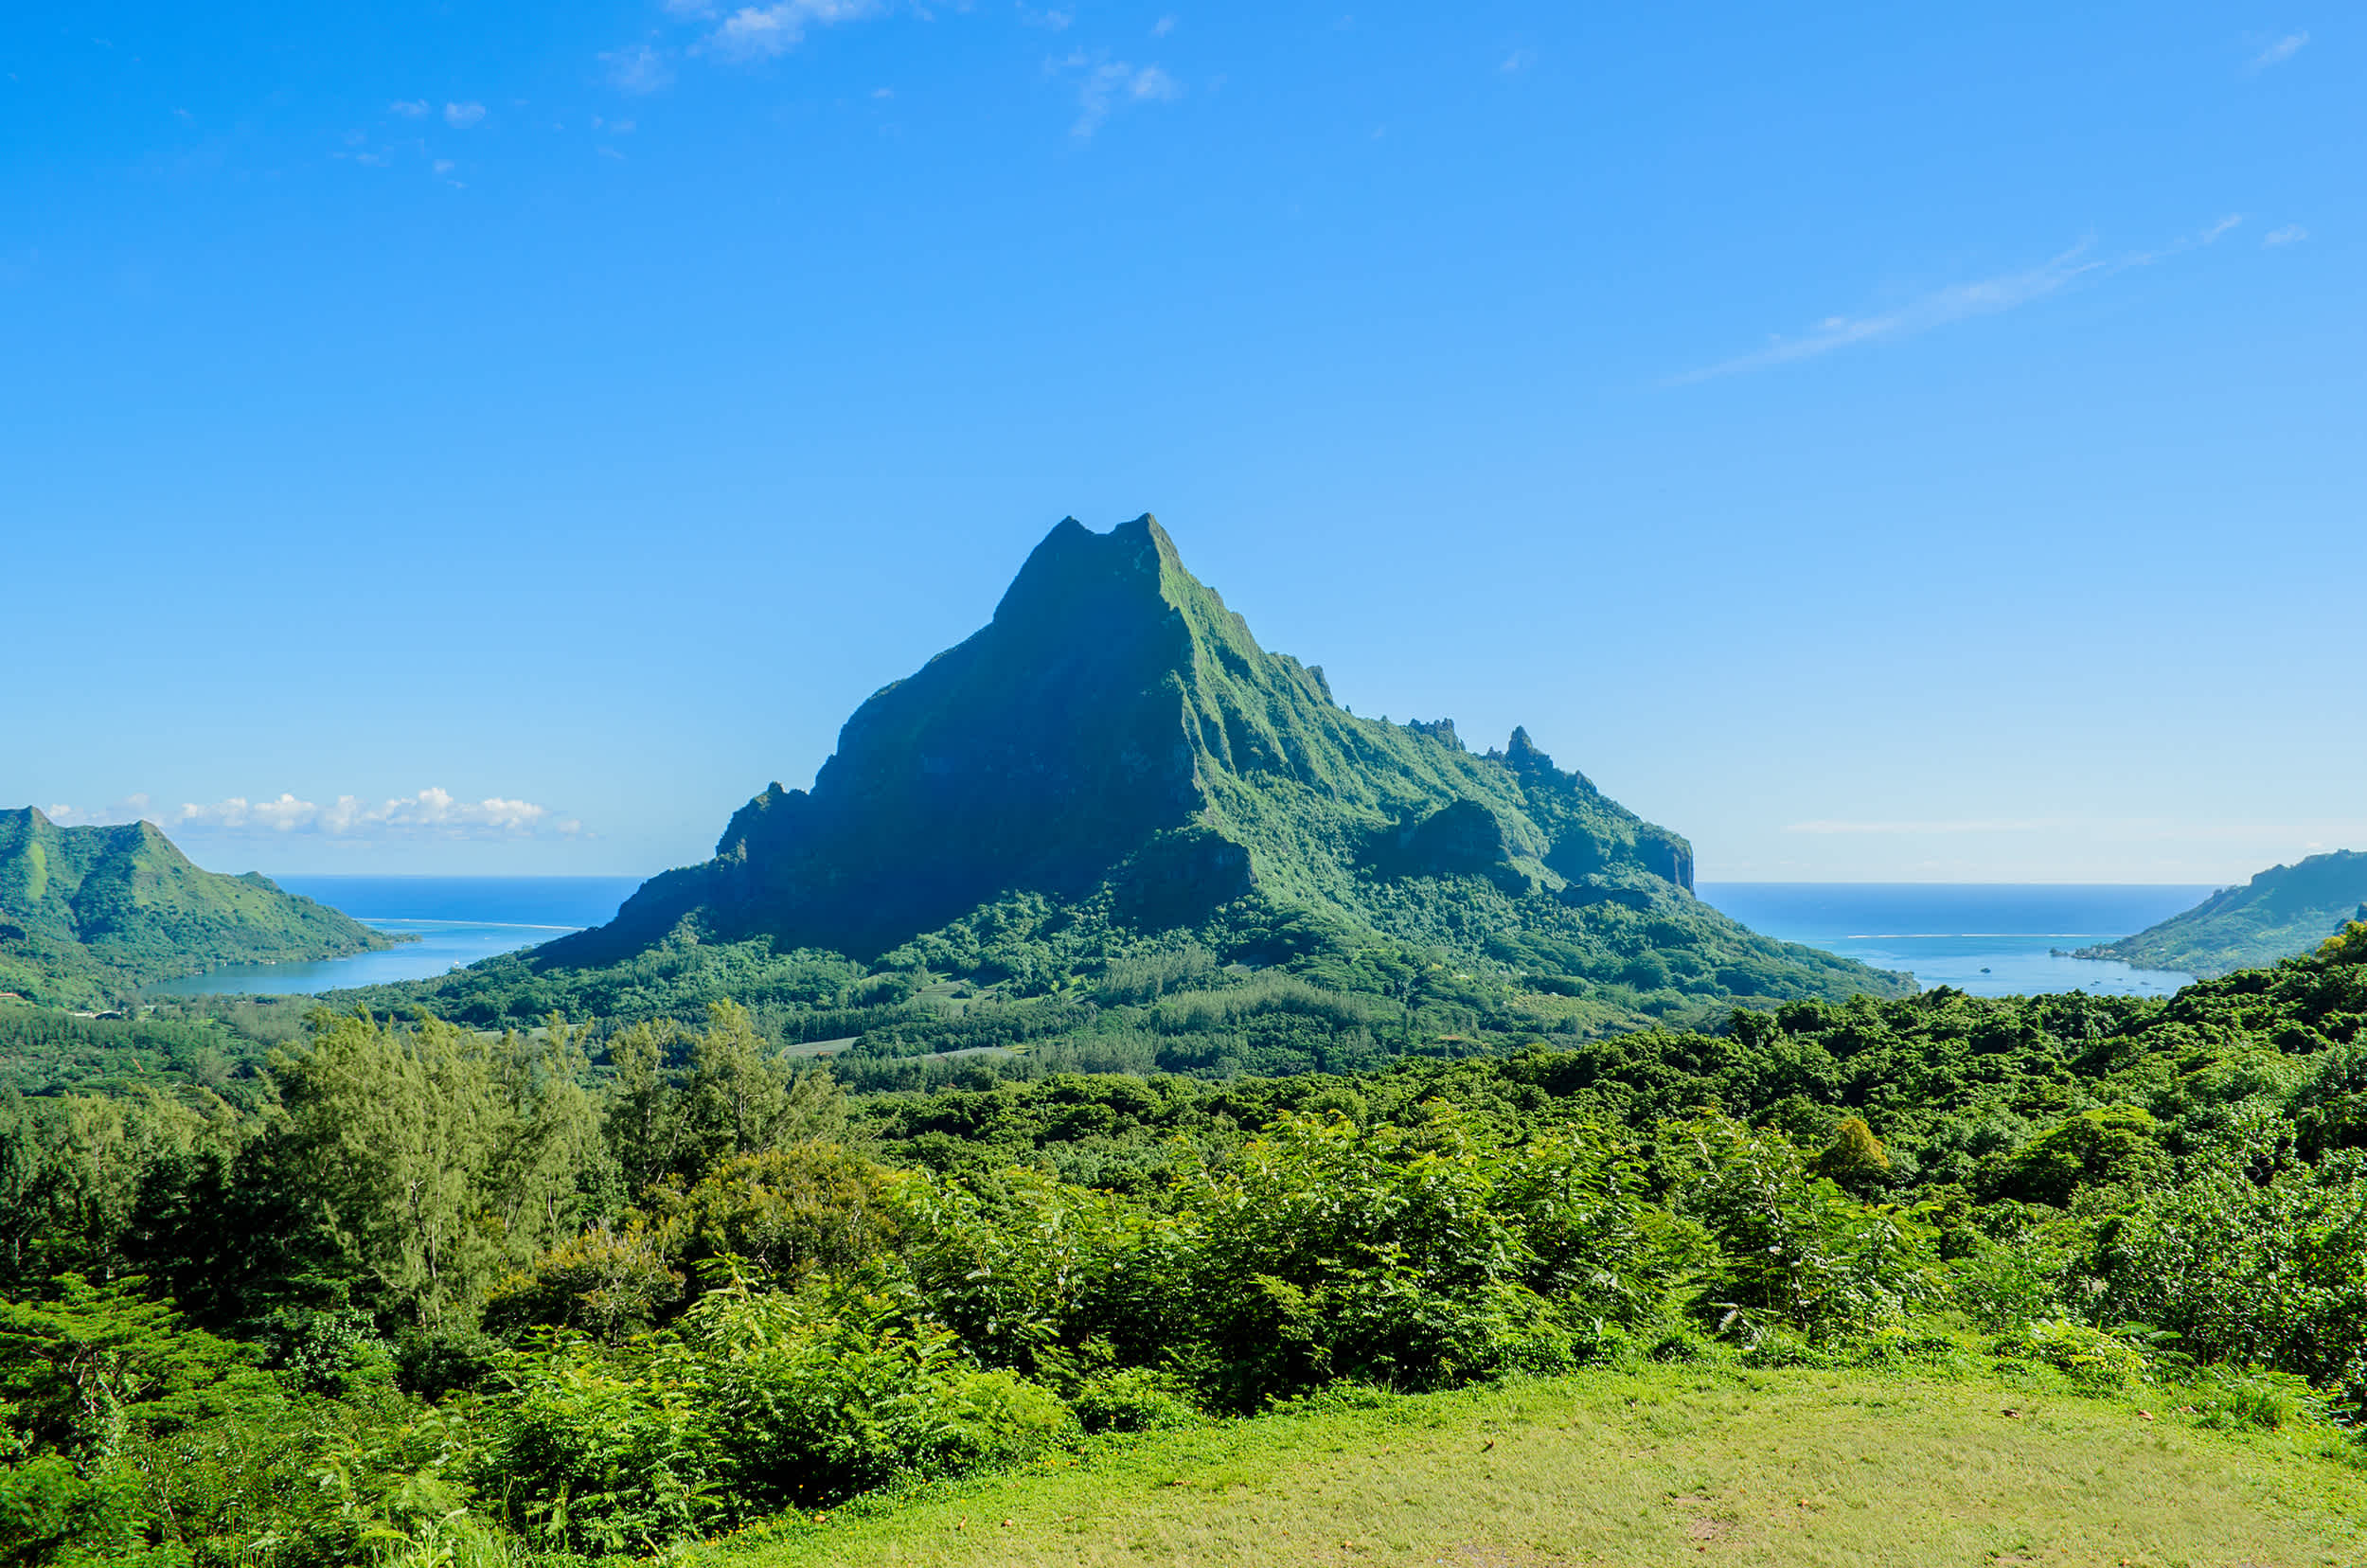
<box><xmin>2075</xmin><ymin>849</ymin><xmax>2367</xmax><ymax>979</ymax></box>
<box><xmin>377</xmin><ymin>515</ymin><xmax>1907</xmax><ymax>1041</ymax></box>
<box><xmin>0</xmin><ymin>808</ymin><xmax>398</xmax><ymax>1007</ymax></box>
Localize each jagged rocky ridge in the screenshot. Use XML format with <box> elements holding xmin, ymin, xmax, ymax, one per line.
<box><xmin>543</xmin><ymin>516</ymin><xmax>1902</xmax><ymax>1012</ymax></box>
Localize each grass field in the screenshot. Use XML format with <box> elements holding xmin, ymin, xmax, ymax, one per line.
<box><xmin>692</xmin><ymin>1364</ymin><xmax>2367</xmax><ymax>1568</ymax></box>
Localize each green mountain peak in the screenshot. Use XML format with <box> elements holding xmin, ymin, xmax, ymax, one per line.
<box><xmin>551</xmin><ymin>516</ymin><xmax>1902</xmax><ymax>1019</ymax></box>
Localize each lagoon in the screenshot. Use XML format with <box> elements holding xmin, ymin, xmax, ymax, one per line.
<box><xmin>143</xmin><ymin>875</ymin><xmax>644</xmax><ymax>996</ymax></box>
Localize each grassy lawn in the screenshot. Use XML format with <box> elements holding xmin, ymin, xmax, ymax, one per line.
<box><xmin>692</xmin><ymin>1365</ymin><xmax>2367</xmax><ymax>1568</ymax></box>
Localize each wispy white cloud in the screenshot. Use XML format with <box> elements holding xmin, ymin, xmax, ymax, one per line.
<box><xmin>2265</xmin><ymin>223</ymin><xmax>2308</xmax><ymax>246</ymax></box>
<box><xmin>389</xmin><ymin>98</ymin><xmax>430</xmax><ymax>116</ymax></box>
<box><xmin>1018</xmin><ymin>4</ymin><xmax>1073</xmax><ymax>30</ymax></box>
<box><xmin>2251</xmin><ymin>32</ymin><xmax>2308</xmax><ymax>69</ymax></box>
<box><xmin>44</xmin><ymin>790</ymin><xmax>578</xmax><ymax>839</ymax></box>
<box><xmin>1501</xmin><ymin>47</ymin><xmax>1535</xmax><ymax>73</ymax></box>
<box><xmin>1062</xmin><ymin>53</ymin><xmax>1182</xmax><ymax>137</ymax></box>
<box><xmin>1673</xmin><ymin>245</ymin><xmax>2102</xmax><ymax>383</ymax></box>
<box><xmin>1674</xmin><ymin>216</ymin><xmax>2251</xmax><ymax>383</ymax></box>
<box><xmin>603</xmin><ymin>43</ymin><xmax>675</xmax><ymax>94</ymax></box>
<box><xmin>444</xmin><ymin>100</ymin><xmax>487</xmax><ymax>128</ymax></box>
<box><xmin>702</xmin><ymin>0</ymin><xmax>881</xmax><ymax>62</ymax></box>
<box><xmin>1152</xmin><ymin>15</ymin><xmax>1176</xmax><ymax>37</ymax></box>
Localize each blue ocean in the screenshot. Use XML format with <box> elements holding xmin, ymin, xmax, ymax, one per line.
<box><xmin>1698</xmin><ymin>882</ymin><xmax>2218</xmax><ymax>997</ymax></box>
<box><xmin>146</xmin><ymin>876</ymin><xmax>2224</xmax><ymax>1000</ymax></box>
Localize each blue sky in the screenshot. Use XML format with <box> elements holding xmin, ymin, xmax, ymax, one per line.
<box><xmin>5</xmin><ymin>2</ymin><xmax>2358</xmax><ymax>884</ymax></box>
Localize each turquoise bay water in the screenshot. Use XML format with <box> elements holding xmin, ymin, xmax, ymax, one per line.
<box><xmin>147</xmin><ymin>877</ymin><xmax>2223</xmax><ymax>1001</ymax></box>
<box><xmin>144</xmin><ymin>876</ymin><xmax>644</xmax><ymax>996</ymax></box>
<box><xmin>1698</xmin><ymin>882</ymin><xmax>2217</xmax><ymax>998</ymax></box>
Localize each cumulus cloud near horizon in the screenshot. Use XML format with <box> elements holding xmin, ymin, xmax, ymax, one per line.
<box><xmin>40</xmin><ymin>789</ymin><xmax>581</xmax><ymax>839</ymax></box>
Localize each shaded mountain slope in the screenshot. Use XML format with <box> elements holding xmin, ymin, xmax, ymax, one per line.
<box><xmin>2077</xmin><ymin>849</ymin><xmax>2367</xmax><ymax>978</ymax></box>
<box><xmin>511</xmin><ymin>516</ymin><xmax>1902</xmax><ymax>1030</ymax></box>
<box><xmin>0</xmin><ymin>808</ymin><xmax>396</xmax><ymax>1007</ymax></box>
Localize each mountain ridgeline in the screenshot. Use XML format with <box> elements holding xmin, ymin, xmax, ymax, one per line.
<box><xmin>0</xmin><ymin>807</ymin><xmax>397</xmax><ymax>1008</ymax></box>
<box><xmin>509</xmin><ymin>516</ymin><xmax>1901</xmax><ymax>1034</ymax></box>
<box><xmin>571</xmin><ymin>516</ymin><xmax>1699</xmax><ymax>958</ymax></box>
<box><xmin>2077</xmin><ymin>848</ymin><xmax>2367</xmax><ymax>979</ymax></box>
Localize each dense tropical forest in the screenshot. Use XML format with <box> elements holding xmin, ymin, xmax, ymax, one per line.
<box><xmin>5</xmin><ymin>919</ymin><xmax>2364</xmax><ymax>1565</ymax></box>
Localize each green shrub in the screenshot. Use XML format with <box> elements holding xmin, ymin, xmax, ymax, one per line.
<box><xmin>1981</xmin><ymin>1107</ymin><xmax>2166</xmax><ymax>1207</ymax></box>
<box><xmin>1988</xmin><ymin>1319</ymin><xmax>2148</xmax><ymax>1389</ymax></box>
<box><xmin>933</xmin><ymin>1367</ymin><xmax>1078</xmax><ymax>1465</ymax></box>
<box><xmin>678</xmin><ymin>1279</ymin><xmax>1073</xmax><ymax>1506</ymax></box>
<box><xmin>257</xmin><ymin>1305</ymin><xmax>397</xmax><ymax>1397</ymax></box>
<box><xmin>2180</xmin><ymin>1364</ymin><xmax>2321</xmax><ymax>1432</ymax></box>
<box><xmin>473</xmin><ymin>1335</ymin><xmax>717</xmax><ymax>1558</ymax></box>
<box><xmin>1738</xmin><ymin>1329</ymin><xmax>1831</xmax><ymax>1368</ymax></box>
<box><xmin>1945</xmin><ymin>1212</ymin><xmax>2078</xmax><ymax>1329</ymax></box>
<box><xmin>1812</xmin><ymin>1116</ymin><xmax>1892</xmax><ymax>1196</ymax></box>
<box><xmin>483</xmin><ymin>1226</ymin><xmax>685</xmax><ymax>1344</ymax></box>
<box><xmin>1068</xmin><ymin>1367</ymin><xmax>1202</xmax><ymax>1433</ymax></box>
<box><xmin>649</xmin><ymin>1142</ymin><xmax>902</xmax><ymax>1291</ymax></box>
<box><xmin>1161</xmin><ymin>1106</ymin><xmax>1648</xmax><ymax>1407</ymax></box>
<box><xmin>2089</xmin><ymin>1151</ymin><xmax>2367</xmax><ymax>1402</ymax></box>
<box><xmin>893</xmin><ymin>1165</ymin><xmax>1135</xmax><ymax>1379</ymax></box>
<box><xmin>1668</xmin><ymin>1114</ymin><xmax>1939</xmax><ymax>1345</ymax></box>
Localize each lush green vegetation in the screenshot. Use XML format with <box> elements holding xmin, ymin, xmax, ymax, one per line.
<box><xmin>4</xmin><ymin>523</ymin><xmax>2358</xmax><ymax>1563</ymax></box>
<box><xmin>331</xmin><ymin>877</ymin><xmax>1898</xmax><ymax>1079</ymax></box>
<box><xmin>4</xmin><ymin>921</ymin><xmax>2364</xmax><ymax>1565</ymax></box>
<box><xmin>0</xmin><ymin>1004</ymin><xmax>288</xmax><ymax>1101</ymax></box>
<box><xmin>0</xmin><ymin>809</ymin><xmax>398</xmax><ymax>1009</ymax></box>
<box><xmin>2079</xmin><ymin>847</ymin><xmax>2367</xmax><ymax>977</ymax></box>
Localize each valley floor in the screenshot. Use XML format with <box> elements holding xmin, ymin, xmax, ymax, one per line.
<box><xmin>694</xmin><ymin>1365</ymin><xmax>2367</xmax><ymax>1568</ymax></box>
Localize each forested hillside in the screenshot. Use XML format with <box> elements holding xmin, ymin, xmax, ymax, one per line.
<box><xmin>2079</xmin><ymin>848</ymin><xmax>2367</xmax><ymax>977</ymax></box>
<box><xmin>4</xmin><ymin>921</ymin><xmax>2362</xmax><ymax>1565</ymax></box>
<box><xmin>0</xmin><ymin>808</ymin><xmax>397</xmax><ymax>1008</ymax></box>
